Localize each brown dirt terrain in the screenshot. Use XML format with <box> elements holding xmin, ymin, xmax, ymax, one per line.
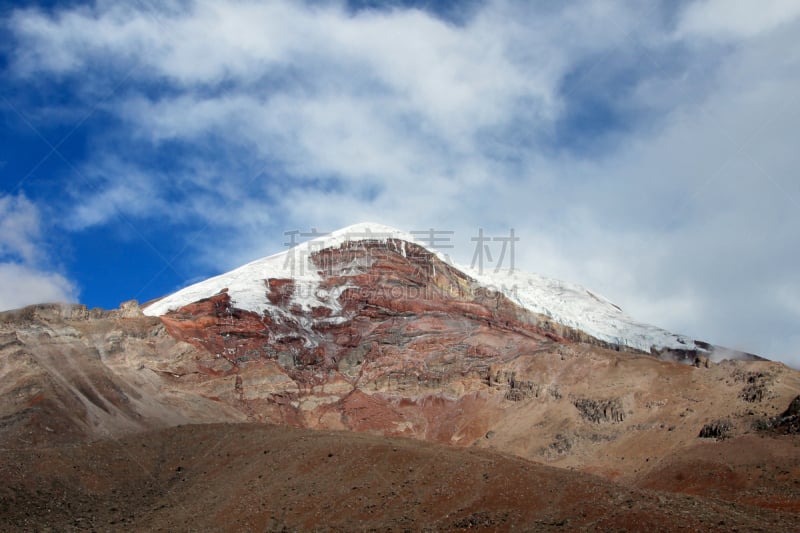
<box><xmin>635</xmin><ymin>434</ymin><xmax>800</xmax><ymax>513</ymax></box>
<box><xmin>1</xmin><ymin>423</ymin><xmax>797</xmax><ymax>532</ymax></box>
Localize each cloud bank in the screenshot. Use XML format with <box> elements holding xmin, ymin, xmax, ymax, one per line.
<box><xmin>3</xmin><ymin>0</ymin><xmax>799</xmax><ymax>365</ymax></box>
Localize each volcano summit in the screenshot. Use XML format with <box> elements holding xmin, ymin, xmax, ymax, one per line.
<box><xmin>144</xmin><ymin>222</ymin><xmax>716</xmax><ymax>356</ymax></box>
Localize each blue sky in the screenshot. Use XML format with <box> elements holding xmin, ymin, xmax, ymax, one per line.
<box><xmin>1</xmin><ymin>0</ymin><xmax>799</xmax><ymax>366</ymax></box>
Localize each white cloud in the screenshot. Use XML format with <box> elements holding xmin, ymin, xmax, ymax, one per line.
<box><xmin>4</xmin><ymin>1</ymin><xmax>800</xmax><ymax>366</ymax></box>
<box><xmin>680</xmin><ymin>0</ymin><xmax>800</xmax><ymax>38</ymax></box>
<box><xmin>0</xmin><ymin>194</ymin><xmax>77</xmax><ymax>310</ymax></box>
<box><xmin>0</xmin><ymin>263</ymin><xmax>76</xmax><ymax>310</ymax></box>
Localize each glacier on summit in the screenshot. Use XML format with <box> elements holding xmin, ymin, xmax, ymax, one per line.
<box><xmin>143</xmin><ymin>222</ymin><xmax>703</xmax><ymax>354</ymax></box>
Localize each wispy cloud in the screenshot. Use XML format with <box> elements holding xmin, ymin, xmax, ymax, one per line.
<box><xmin>0</xmin><ymin>193</ymin><xmax>43</xmax><ymax>263</ymax></box>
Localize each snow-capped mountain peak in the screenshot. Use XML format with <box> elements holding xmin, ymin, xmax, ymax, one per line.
<box><xmin>143</xmin><ymin>222</ymin><xmax>703</xmax><ymax>355</ymax></box>
<box><xmin>142</xmin><ymin>222</ymin><xmax>423</xmax><ymax>318</ymax></box>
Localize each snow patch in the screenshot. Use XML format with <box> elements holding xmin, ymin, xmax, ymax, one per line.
<box><xmin>463</xmin><ymin>267</ymin><xmax>700</xmax><ymax>353</ymax></box>
<box><xmin>143</xmin><ymin>222</ymin><xmax>422</xmax><ymax>318</ymax></box>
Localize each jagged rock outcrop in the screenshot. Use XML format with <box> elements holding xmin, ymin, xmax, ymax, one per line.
<box><xmin>754</xmin><ymin>395</ymin><xmax>800</xmax><ymax>435</ymax></box>
<box><xmin>572</xmin><ymin>397</ymin><xmax>626</xmax><ymax>423</ymax></box>
<box><xmin>698</xmin><ymin>419</ymin><xmax>733</xmax><ymax>439</ymax></box>
<box><xmin>490</xmin><ymin>368</ymin><xmax>561</xmax><ymax>402</ymax></box>
<box><xmin>734</xmin><ymin>369</ymin><xmax>774</xmax><ymax>403</ymax></box>
<box><xmin>777</xmin><ymin>395</ymin><xmax>800</xmax><ymax>433</ymax></box>
<box><xmin>781</xmin><ymin>395</ymin><xmax>800</xmax><ymax>417</ymax></box>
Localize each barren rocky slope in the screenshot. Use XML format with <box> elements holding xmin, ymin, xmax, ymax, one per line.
<box><xmin>1</xmin><ymin>225</ymin><xmax>798</xmax><ymax>529</ymax></box>
<box><xmin>0</xmin><ymin>303</ymin><xmax>244</xmax><ymax>448</ymax></box>
<box><xmin>1</xmin><ymin>423</ymin><xmax>798</xmax><ymax>532</ymax></box>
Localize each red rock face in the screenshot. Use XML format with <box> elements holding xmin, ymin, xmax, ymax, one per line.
<box><xmin>160</xmin><ymin>292</ymin><xmax>272</xmax><ymax>373</ymax></box>
<box><xmin>159</xmin><ymin>240</ymin><xmax>569</xmax><ymax>440</ymax></box>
